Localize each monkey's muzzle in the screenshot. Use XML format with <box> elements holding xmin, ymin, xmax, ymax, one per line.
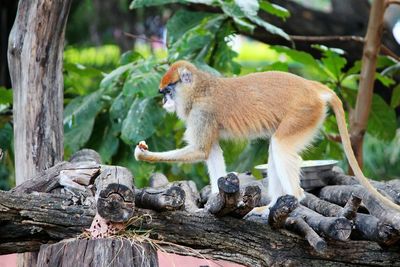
<box><xmin>159</xmin><ymin>82</ymin><xmax>176</xmax><ymax>104</ymax></box>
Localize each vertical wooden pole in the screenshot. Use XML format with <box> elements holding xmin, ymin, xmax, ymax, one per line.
<box><xmin>350</xmin><ymin>0</ymin><xmax>387</xmax><ymax>169</ymax></box>
<box><xmin>7</xmin><ymin>0</ymin><xmax>72</xmax><ymax>266</ymax></box>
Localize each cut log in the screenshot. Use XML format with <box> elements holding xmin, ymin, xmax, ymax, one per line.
<box><xmin>290</xmin><ymin>206</ymin><xmax>352</xmax><ymax>241</ymax></box>
<box><xmin>302</xmin><ymin>192</ymin><xmax>400</xmax><ymax>245</ymax></box>
<box><xmin>171</xmin><ymin>180</ymin><xmax>200</xmax><ymax>212</ymax></box>
<box><xmin>69</xmin><ymin>148</ymin><xmax>102</xmax><ymax>164</ymax></box>
<box><xmin>205</xmin><ymin>173</ymin><xmax>261</xmax><ymax>218</ymax></box>
<box><xmin>285</xmin><ymin>217</ymin><xmax>327</xmax><ymax>254</ymax></box>
<box><xmin>268</xmin><ymin>195</ymin><xmax>299</xmax><ymax>229</ymax></box>
<box><xmin>205</xmin><ymin>173</ymin><xmax>240</xmax><ymax>216</ymax></box>
<box><xmin>135</xmin><ymin>186</ymin><xmax>185</xmax><ymax>212</ymax></box>
<box><xmin>319</xmin><ymin>185</ymin><xmax>400</xmax><ymax>232</ymax></box>
<box><xmin>95</xmin><ymin>166</ymin><xmax>135</xmax><ymax>222</ymax></box>
<box><xmin>11</xmin><ymin>161</ymin><xmax>72</xmax><ymax>194</ymax></box>
<box><xmin>37</xmin><ymin>239</ymin><xmax>158</xmax><ymax>267</ymax></box>
<box><xmin>339</xmin><ymin>194</ymin><xmax>362</xmax><ymax>220</ymax></box>
<box><xmin>323</xmin><ymin>170</ymin><xmax>400</xmax><ymax>204</ymax></box>
<box><xmin>149</xmin><ymin>173</ymin><xmax>169</xmax><ymax>188</ymax></box>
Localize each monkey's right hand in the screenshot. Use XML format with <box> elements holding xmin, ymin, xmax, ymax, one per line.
<box><xmin>134</xmin><ymin>141</ymin><xmax>149</xmax><ymax>161</ymax></box>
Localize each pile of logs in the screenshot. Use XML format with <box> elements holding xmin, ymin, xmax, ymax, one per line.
<box><xmin>1</xmin><ymin>149</ymin><xmax>400</xmax><ymax>266</ymax></box>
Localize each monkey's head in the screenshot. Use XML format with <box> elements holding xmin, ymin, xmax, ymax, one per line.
<box><xmin>159</xmin><ymin>60</ymin><xmax>195</xmax><ymax>113</ymax></box>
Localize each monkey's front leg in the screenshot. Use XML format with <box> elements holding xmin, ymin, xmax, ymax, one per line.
<box><xmin>135</xmin><ymin>141</ymin><xmax>208</xmax><ymax>163</ymax></box>
<box><xmin>206</xmin><ymin>143</ymin><xmax>227</xmax><ymax>194</ymax></box>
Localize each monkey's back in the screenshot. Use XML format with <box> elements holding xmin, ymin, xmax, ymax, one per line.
<box><xmin>212</xmin><ymin>71</ymin><xmax>326</xmax><ymax>139</ymax></box>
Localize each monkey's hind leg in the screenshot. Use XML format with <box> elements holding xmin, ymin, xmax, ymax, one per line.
<box><xmin>206</xmin><ymin>143</ymin><xmax>227</xmax><ymax>194</ymax></box>
<box><xmin>270</xmin><ymin>136</ymin><xmax>304</xmax><ymax>202</ymax></box>
<box><xmin>270</xmin><ymin>109</ymin><xmax>325</xmax><ymax>203</ymax></box>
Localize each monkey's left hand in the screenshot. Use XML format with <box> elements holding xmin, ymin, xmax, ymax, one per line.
<box><xmin>134</xmin><ymin>141</ymin><xmax>149</xmax><ymax>161</ymax></box>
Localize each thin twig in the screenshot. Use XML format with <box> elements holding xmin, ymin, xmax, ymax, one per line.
<box><xmin>290</xmin><ymin>35</ymin><xmax>364</xmax><ymax>43</ymax></box>
<box><xmin>386</xmin><ymin>0</ymin><xmax>400</xmax><ymax>7</ymax></box>
<box><xmin>123</xmin><ymin>32</ymin><xmax>165</xmax><ymax>44</ymax></box>
<box><xmin>290</xmin><ymin>35</ymin><xmax>399</xmax><ymax>61</ymax></box>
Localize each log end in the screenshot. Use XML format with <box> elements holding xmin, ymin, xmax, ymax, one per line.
<box><xmin>97</xmin><ymin>193</ymin><xmax>134</xmax><ymax>222</ymax></box>
<box><xmin>218</xmin><ymin>173</ymin><xmax>240</xmax><ymax>194</ymax></box>
<box><xmin>269</xmin><ymin>195</ymin><xmax>299</xmax><ymax>229</ymax></box>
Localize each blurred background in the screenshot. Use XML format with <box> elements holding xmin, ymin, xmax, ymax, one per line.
<box><xmin>0</xmin><ymin>0</ymin><xmax>399</xmax><ymax>191</ymax></box>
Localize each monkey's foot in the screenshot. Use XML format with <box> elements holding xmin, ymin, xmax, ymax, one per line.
<box><xmin>244</xmin><ymin>206</ymin><xmax>270</xmax><ymax>219</ymax></box>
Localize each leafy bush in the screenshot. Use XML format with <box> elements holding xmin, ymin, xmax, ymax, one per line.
<box><xmin>61</xmin><ymin>0</ymin><xmax>399</xmax><ymax>189</ymax></box>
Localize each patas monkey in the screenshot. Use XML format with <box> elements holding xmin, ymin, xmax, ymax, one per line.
<box><xmin>135</xmin><ymin>60</ymin><xmax>400</xmax><ymax>215</ymax></box>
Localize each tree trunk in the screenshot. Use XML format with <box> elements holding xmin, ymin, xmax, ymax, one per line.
<box><xmin>37</xmin><ymin>239</ymin><xmax>159</xmax><ymax>267</ymax></box>
<box><xmin>7</xmin><ymin>0</ymin><xmax>72</xmax><ymax>265</ymax></box>
<box><xmin>350</xmin><ymin>0</ymin><xmax>387</xmax><ymax>168</ymax></box>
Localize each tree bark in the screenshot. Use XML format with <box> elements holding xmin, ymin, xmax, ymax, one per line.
<box><xmin>350</xmin><ymin>0</ymin><xmax>387</xmax><ymax>168</ymax></box>
<box><xmin>37</xmin><ymin>239</ymin><xmax>159</xmax><ymax>267</ymax></box>
<box><xmin>7</xmin><ymin>0</ymin><xmax>72</xmax><ymax>265</ymax></box>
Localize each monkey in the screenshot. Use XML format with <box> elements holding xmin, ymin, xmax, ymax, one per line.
<box><xmin>134</xmin><ymin>60</ymin><xmax>400</xmax><ymax>215</ymax></box>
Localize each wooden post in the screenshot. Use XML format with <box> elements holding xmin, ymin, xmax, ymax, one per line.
<box><xmin>7</xmin><ymin>0</ymin><xmax>72</xmax><ymax>265</ymax></box>
<box><xmin>350</xmin><ymin>0</ymin><xmax>387</xmax><ymax>168</ymax></box>
<box><xmin>95</xmin><ymin>166</ymin><xmax>135</xmax><ymax>222</ymax></box>
<box><xmin>37</xmin><ymin>239</ymin><xmax>159</xmax><ymax>267</ymax></box>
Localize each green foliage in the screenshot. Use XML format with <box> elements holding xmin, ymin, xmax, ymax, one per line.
<box><xmin>1</xmin><ymin>0</ymin><xmax>398</xmax><ymax>190</ymax></box>
<box><xmin>0</xmin><ymin>87</ymin><xmax>12</xmax><ymax>105</ymax></box>
<box><xmin>59</xmin><ymin>0</ymin><xmax>399</xmax><ymax>188</ymax></box>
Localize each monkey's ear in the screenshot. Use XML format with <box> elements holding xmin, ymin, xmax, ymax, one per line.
<box><xmin>178</xmin><ymin>68</ymin><xmax>193</xmax><ymax>84</ymax></box>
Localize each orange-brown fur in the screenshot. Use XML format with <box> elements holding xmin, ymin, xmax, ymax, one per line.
<box><xmin>135</xmin><ymin>60</ymin><xmax>400</xmax><ymax>212</ymax></box>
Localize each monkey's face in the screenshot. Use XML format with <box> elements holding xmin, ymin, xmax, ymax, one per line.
<box><xmin>159</xmin><ymin>61</ymin><xmax>194</xmax><ymax>114</ymax></box>
<box><xmin>160</xmin><ymin>82</ymin><xmax>177</xmax><ymax>113</ymax></box>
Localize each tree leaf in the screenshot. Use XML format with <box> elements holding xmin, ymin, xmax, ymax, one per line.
<box><xmin>259</xmin><ymin>1</ymin><xmax>290</xmax><ymax>20</ymax></box>
<box><xmin>98</xmin><ymin>124</ymin><xmax>120</xmax><ymax>163</ymax></box>
<box><xmin>64</xmin><ymin>90</ymin><xmax>104</xmax><ymax>153</ymax></box>
<box><xmin>0</xmin><ymin>87</ymin><xmax>12</xmax><ymax>105</ymax></box>
<box><xmin>391</xmin><ymin>84</ymin><xmax>400</xmax><ymax>108</ymax></box>
<box><xmin>122</xmin><ymin>60</ymin><xmax>163</xmax><ymax>98</ymax></box>
<box><xmin>130</xmin><ymin>0</ymin><xmax>214</xmax><ymax>9</ymax></box>
<box><xmin>271</xmin><ymin>46</ymin><xmax>326</xmax><ymax>80</ymax></box>
<box><xmin>234</xmin><ymin>0</ymin><xmax>259</xmax><ymax>17</ymax></box>
<box><xmin>313</xmin><ymin>45</ymin><xmax>346</xmax><ymax>81</ymax></box>
<box><xmin>120</xmin><ymin>51</ymin><xmax>143</xmax><ymax>65</ymax></box>
<box><xmin>232</xmin><ymin>17</ymin><xmax>255</xmax><ymax>34</ymax></box>
<box><xmin>121</xmin><ymin>98</ymin><xmax>164</xmax><ymax>144</ymax></box>
<box><xmin>168</xmin><ymin>14</ymin><xmax>226</xmax><ymax>61</ymax></box>
<box><xmin>375</xmin><ymin>73</ymin><xmax>395</xmax><ymax>87</ymax></box>
<box><xmin>110</xmin><ymin>92</ymin><xmax>135</xmax><ymax>133</ymax></box>
<box><xmin>367</xmin><ymin>94</ymin><xmax>397</xmax><ymax>141</ymax></box>
<box><xmin>0</xmin><ymin>123</ymin><xmax>12</xmax><ymax>151</ymax></box>
<box><xmin>100</xmin><ymin>63</ymin><xmax>133</xmax><ymax>90</ymax></box>
<box><xmin>248</xmin><ymin>16</ymin><xmax>290</xmax><ymax>40</ymax></box>
<box><xmin>166</xmin><ymin>10</ymin><xmax>213</xmax><ymax>47</ymax></box>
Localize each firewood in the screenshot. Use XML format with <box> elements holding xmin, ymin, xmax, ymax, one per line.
<box><xmin>205</xmin><ymin>173</ymin><xmax>240</xmax><ymax>216</ymax></box>
<box><xmin>285</xmin><ymin>217</ymin><xmax>327</xmax><ymax>254</ymax></box>
<box><xmin>135</xmin><ymin>185</ymin><xmax>185</xmax><ymax>212</ymax></box>
<box><xmin>205</xmin><ymin>173</ymin><xmax>261</xmax><ymax>218</ymax></box>
<box><xmin>302</xmin><ymin>192</ymin><xmax>400</xmax><ymax>245</ymax></box>
<box><xmin>95</xmin><ymin>166</ymin><xmax>135</xmax><ymax>222</ymax></box>
<box><xmin>323</xmin><ymin>170</ymin><xmax>400</xmax><ymax>204</ymax></box>
<box><xmin>289</xmin><ymin>206</ymin><xmax>352</xmax><ymax>241</ymax></box>
<box><xmin>268</xmin><ymin>195</ymin><xmax>326</xmax><ymax>253</ymax></box>
<box><xmin>319</xmin><ymin>185</ymin><xmax>400</xmax><ymax>232</ymax></box>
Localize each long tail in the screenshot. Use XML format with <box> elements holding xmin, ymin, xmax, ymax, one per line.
<box><xmin>328</xmin><ymin>92</ymin><xmax>400</xmax><ymax>212</ymax></box>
